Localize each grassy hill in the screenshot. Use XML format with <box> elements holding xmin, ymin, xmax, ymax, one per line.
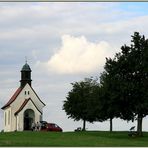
<box><xmin>0</xmin><ymin>131</ymin><xmax>148</xmax><ymax>146</ymax></box>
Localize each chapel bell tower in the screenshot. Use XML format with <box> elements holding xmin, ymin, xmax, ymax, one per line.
<box><xmin>20</xmin><ymin>62</ymin><xmax>32</xmax><ymax>87</ymax></box>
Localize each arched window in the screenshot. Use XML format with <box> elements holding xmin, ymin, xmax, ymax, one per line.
<box><xmin>8</xmin><ymin>111</ymin><xmax>10</xmax><ymax>125</ymax></box>
<box><xmin>5</xmin><ymin>112</ymin><xmax>6</xmax><ymax>125</ymax></box>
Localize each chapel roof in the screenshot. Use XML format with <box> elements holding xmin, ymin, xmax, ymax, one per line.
<box><xmin>30</xmin><ymin>85</ymin><xmax>46</xmax><ymax>106</ymax></box>
<box><xmin>1</xmin><ymin>87</ymin><xmax>22</xmax><ymax>109</ymax></box>
<box><xmin>2</xmin><ymin>62</ymin><xmax>45</xmax><ymax>110</ymax></box>
<box><xmin>21</xmin><ymin>63</ymin><xmax>31</xmax><ymax>72</ymax></box>
<box><xmin>1</xmin><ymin>84</ymin><xmax>45</xmax><ymax>110</ymax></box>
<box><xmin>14</xmin><ymin>98</ymin><xmax>42</xmax><ymax>115</ymax></box>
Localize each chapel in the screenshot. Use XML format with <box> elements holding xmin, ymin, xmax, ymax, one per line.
<box><xmin>1</xmin><ymin>62</ymin><xmax>45</xmax><ymax>132</ymax></box>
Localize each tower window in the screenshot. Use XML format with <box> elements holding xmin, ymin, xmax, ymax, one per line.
<box><xmin>25</xmin><ymin>91</ymin><xmax>26</xmax><ymax>95</ymax></box>
<box><xmin>28</xmin><ymin>91</ymin><xmax>29</xmax><ymax>95</ymax></box>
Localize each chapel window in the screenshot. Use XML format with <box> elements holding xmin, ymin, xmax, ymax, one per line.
<box><xmin>8</xmin><ymin>111</ymin><xmax>10</xmax><ymax>125</ymax></box>
<box><xmin>5</xmin><ymin>112</ymin><xmax>7</xmax><ymax>126</ymax></box>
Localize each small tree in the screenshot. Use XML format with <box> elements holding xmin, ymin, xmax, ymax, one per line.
<box><xmin>63</xmin><ymin>77</ymin><xmax>98</xmax><ymax>131</ymax></box>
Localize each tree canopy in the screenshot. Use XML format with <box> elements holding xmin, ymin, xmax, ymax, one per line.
<box><xmin>100</xmin><ymin>32</ymin><xmax>148</xmax><ymax>135</ymax></box>
<box><xmin>63</xmin><ymin>77</ymin><xmax>99</xmax><ymax>130</ymax></box>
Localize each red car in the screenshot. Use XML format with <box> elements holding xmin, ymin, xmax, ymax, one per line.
<box><xmin>40</xmin><ymin>121</ymin><xmax>62</xmax><ymax>132</ymax></box>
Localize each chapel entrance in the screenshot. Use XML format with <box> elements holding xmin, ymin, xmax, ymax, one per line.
<box><xmin>24</xmin><ymin>109</ymin><xmax>35</xmax><ymax>130</ymax></box>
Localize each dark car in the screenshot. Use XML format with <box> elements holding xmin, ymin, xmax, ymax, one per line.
<box><xmin>40</xmin><ymin>121</ymin><xmax>62</xmax><ymax>132</ymax></box>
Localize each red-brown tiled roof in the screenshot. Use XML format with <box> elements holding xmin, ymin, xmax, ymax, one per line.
<box><xmin>14</xmin><ymin>98</ymin><xmax>42</xmax><ymax>115</ymax></box>
<box><xmin>1</xmin><ymin>87</ymin><xmax>22</xmax><ymax>109</ymax></box>
<box><xmin>1</xmin><ymin>83</ymin><xmax>45</xmax><ymax>110</ymax></box>
<box><xmin>30</xmin><ymin>85</ymin><xmax>46</xmax><ymax>106</ymax></box>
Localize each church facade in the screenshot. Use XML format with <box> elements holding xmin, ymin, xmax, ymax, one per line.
<box><xmin>1</xmin><ymin>63</ymin><xmax>45</xmax><ymax>132</ymax></box>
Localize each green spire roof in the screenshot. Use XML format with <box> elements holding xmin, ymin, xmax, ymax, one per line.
<box><xmin>21</xmin><ymin>63</ymin><xmax>31</xmax><ymax>71</ymax></box>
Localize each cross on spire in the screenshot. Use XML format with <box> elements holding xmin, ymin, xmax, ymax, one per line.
<box><xmin>25</xmin><ymin>56</ymin><xmax>27</xmax><ymax>64</ymax></box>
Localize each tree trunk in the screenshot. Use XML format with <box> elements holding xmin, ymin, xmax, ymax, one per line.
<box><xmin>110</xmin><ymin>118</ymin><xmax>113</xmax><ymax>132</ymax></box>
<box><xmin>137</xmin><ymin>114</ymin><xmax>143</xmax><ymax>136</ymax></box>
<box><xmin>82</xmin><ymin>119</ymin><xmax>86</xmax><ymax>131</ymax></box>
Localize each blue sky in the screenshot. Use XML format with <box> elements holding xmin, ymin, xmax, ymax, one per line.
<box><xmin>119</xmin><ymin>2</ymin><xmax>148</xmax><ymax>13</ymax></box>
<box><xmin>1</xmin><ymin>2</ymin><xmax>148</xmax><ymax>132</ymax></box>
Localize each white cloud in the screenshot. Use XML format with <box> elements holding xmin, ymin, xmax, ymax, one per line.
<box><xmin>46</xmin><ymin>35</ymin><xmax>113</xmax><ymax>74</ymax></box>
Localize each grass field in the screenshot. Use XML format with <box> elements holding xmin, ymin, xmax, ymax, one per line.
<box><xmin>0</xmin><ymin>131</ymin><xmax>148</xmax><ymax>146</ymax></box>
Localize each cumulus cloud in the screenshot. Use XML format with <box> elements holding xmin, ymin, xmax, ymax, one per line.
<box><xmin>45</xmin><ymin>35</ymin><xmax>113</xmax><ymax>74</ymax></box>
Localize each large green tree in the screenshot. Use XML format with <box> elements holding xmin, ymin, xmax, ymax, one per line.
<box><xmin>101</xmin><ymin>32</ymin><xmax>148</xmax><ymax>136</ymax></box>
<box><xmin>63</xmin><ymin>77</ymin><xmax>99</xmax><ymax>131</ymax></box>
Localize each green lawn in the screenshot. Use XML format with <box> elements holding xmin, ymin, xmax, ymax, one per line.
<box><xmin>0</xmin><ymin>131</ymin><xmax>148</xmax><ymax>146</ymax></box>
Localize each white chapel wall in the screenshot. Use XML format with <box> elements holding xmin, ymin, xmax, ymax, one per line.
<box><xmin>4</xmin><ymin>83</ymin><xmax>44</xmax><ymax>132</ymax></box>
<box><xmin>10</xmin><ymin>89</ymin><xmax>26</xmax><ymax>131</ymax></box>
<box><xmin>25</xmin><ymin>84</ymin><xmax>45</xmax><ymax>112</ymax></box>
<box><xmin>17</xmin><ymin>100</ymin><xmax>41</xmax><ymax>131</ymax></box>
<box><xmin>4</xmin><ymin>107</ymin><xmax>11</xmax><ymax>132</ymax></box>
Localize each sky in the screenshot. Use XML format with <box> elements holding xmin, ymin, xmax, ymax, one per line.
<box><xmin>1</xmin><ymin>2</ymin><xmax>148</xmax><ymax>132</ymax></box>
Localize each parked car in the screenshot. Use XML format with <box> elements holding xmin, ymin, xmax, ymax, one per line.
<box><xmin>40</xmin><ymin>121</ymin><xmax>63</xmax><ymax>132</ymax></box>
